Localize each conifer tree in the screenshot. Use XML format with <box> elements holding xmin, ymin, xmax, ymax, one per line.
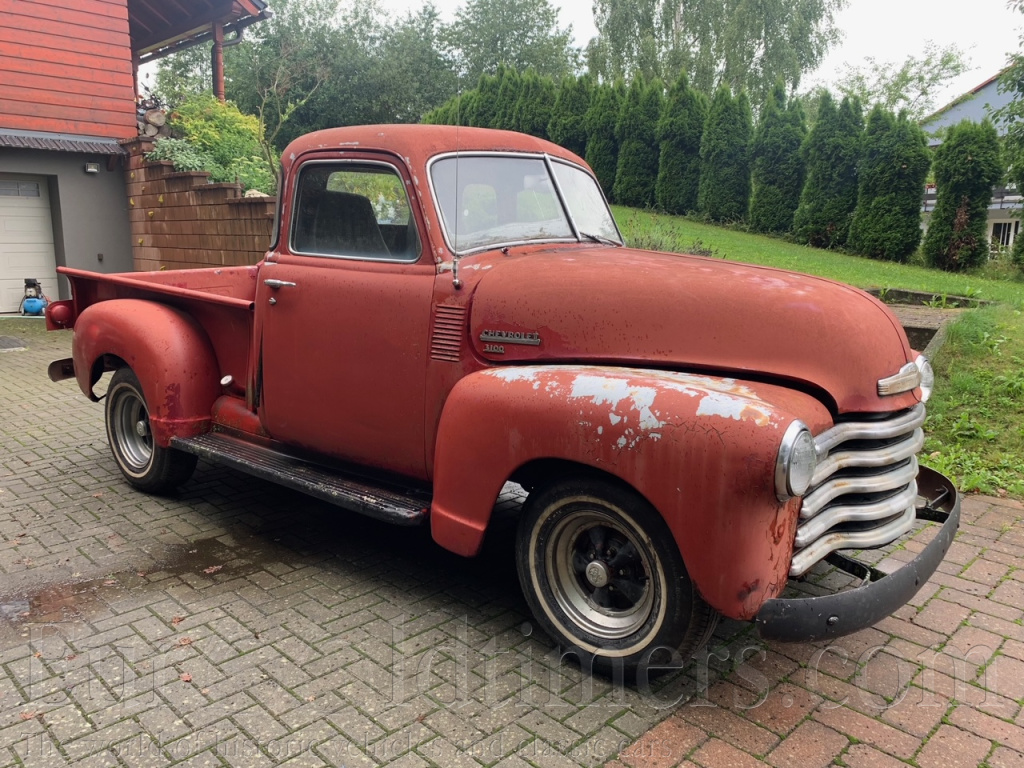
<box><xmin>514</xmin><ymin>71</ymin><xmax>558</xmax><ymax>139</ymax></box>
<box><xmin>458</xmin><ymin>90</ymin><xmax>479</xmax><ymax>126</ymax></box>
<box><xmin>923</xmin><ymin>119</ymin><xmax>1002</xmax><ymax>271</ymax></box>
<box><xmin>792</xmin><ymin>93</ymin><xmax>864</xmax><ymax>247</ymax></box>
<box><xmin>548</xmin><ymin>75</ymin><xmax>593</xmax><ymax>156</ymax></box>
<box><xmin>471</xmin><ymin>71</ymin><xmax>502</xmax><ymax>128</ymax></box>
<box><xmin>584</xmin><ymin>81</ymin><xmax>623</xmax><ymax>200</ymax></box>
<box><xmin>749</xmin><ymin>82</ymin><xmax>806</xmax><ymax>233</ymax></box>
<box><xmin>697</xmin><ymin>86</ymin><xmax>752</xmax><ymax>222</ymax></box>
<box><xmin>848</xmin><ymin>106</ymin><xmax>931</xmax><ymax>262</ymax></box>
<box><xmin>613</xmin><ymin>77</ymin><xmax>662</xmax><ymax>208</ymax></box>
<box><xmin>655</xmin><ymin>72</ymin><xmax>708</xmax><ymax>215</ymax></box>
<box><xmin>493</xmin><ymin>67</ymin><xmax>523</xmax><ymax>130</ymax></box>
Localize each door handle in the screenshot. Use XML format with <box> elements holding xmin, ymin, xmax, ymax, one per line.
<box><xmin>264</xmin><ymin>279</ymin><xmax>297</xmax><ymax>289</ymax></box>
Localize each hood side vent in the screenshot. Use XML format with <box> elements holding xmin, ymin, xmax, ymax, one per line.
<box><xmin>430</xmin><ymin>304</ymin><xmax>468</xmax><ymax>362</ymax></box>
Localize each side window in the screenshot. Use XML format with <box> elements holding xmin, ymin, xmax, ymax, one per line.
<box><xmin>291</xmin><ymin>163</ymin><xmax>420</xmax><ymax>261</ymax></box>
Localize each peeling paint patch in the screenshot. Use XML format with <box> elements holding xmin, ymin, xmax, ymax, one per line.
<box><xmin>484</xmin><ymin>368</ymin><xmax>540</xmax><ymax>383</ymax></box>
<box><xmin>696</xmin><ymin>392</ymin><xmax>772</xmax><ymax>426</ymax></box>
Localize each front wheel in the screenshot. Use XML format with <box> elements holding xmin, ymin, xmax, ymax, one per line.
<box><xmin>105</xmin><ymin>367</ymin><xmax>197</xmax><ymax>494</ymax></box>
<box><xmin>516</xmin><ymin>477</ymin><xmax>717</xmax><ymax>676</ymax></box>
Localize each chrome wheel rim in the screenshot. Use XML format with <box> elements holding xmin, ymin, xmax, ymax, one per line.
<box><xmin>112</xmin><ymin>386</ymin><xmax>153</xmax><ymax>471</ymax></box>
<box><xmin>545</xmin><ymin>508</ymin><xmax>655</xmax><ymax>641</ymax></box>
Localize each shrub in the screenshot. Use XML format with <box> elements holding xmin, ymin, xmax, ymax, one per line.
<box><xmin>792</xmin><ymin>93</ymin><xmax>863</xmax><ymax>248</ymax></box>
<box><xmin>848</xmin><ymin>106</ymin><xmax>931</xmax><ymax>262</ymax></box>
<box><xmin>697</xmin><ymin>86</ymin><xmax>752</xmax><ymax>222</ymax></box>
<box><xmin>655</xmin><ymin>72</ymin><xmax>708</xmax><ymax>215</ymax></box>
<box><xmin>749</xmin><ymin>82</ymin><xmax>806</xmax><ymax>233</ymax></box>
<box><xmin>170</xmin><ymin>94</ymin><xmax>265</xmax><ymax>173</ymax></box>
<box><xmin>923</xmin><ymin>119</ymin><xmax>1003</xmax><ymax>271</ymax></box>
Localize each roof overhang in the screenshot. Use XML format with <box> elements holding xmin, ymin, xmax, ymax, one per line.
<box><xmin>129</xmin><ymin>0</ymin><xmax>271</xmax><ymax>64</ymax></box>
<box><xmin>0</xmin><ymin>128</ymin><xmax>126</xmax><ymax>156</ymax></box>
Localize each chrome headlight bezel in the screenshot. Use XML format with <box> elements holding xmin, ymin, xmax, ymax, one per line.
<box><xmin>914</xmin><ymin>355</ymin><xmax>934</xmax><ymax>402</ymax></box>
<box><xmin>775</xmin><ymin>421</ymin><xmax>817</xmax><ymax>501</ymax></box>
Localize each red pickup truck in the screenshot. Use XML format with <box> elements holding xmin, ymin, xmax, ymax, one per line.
<box><xmin>48</xmin><ymin>124</ymin><xmax>958</xmax><ymax>676</ymax></box>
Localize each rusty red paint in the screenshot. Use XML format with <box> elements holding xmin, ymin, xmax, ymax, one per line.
<box><xmin>55</xmin><ymin>124</ymin><xmax>932</xmax><ymax>625</ymax></box>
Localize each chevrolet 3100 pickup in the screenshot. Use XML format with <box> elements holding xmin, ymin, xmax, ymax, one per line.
<box><xmin>47</xmin><ymin>124</ymin><xmax>959</xmax><ymax>676</ymax></box>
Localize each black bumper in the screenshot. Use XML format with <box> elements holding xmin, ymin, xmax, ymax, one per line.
<box><xmin>754</xmin><ymin>466</ymin><xmax>960</xmax><ymax>643</ymax></box>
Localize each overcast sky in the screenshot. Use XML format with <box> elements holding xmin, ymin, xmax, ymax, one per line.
<box><xmin>381</xmin><ymin>0</ymin><xmax>1022</xmax><ymax>108</ymax></box>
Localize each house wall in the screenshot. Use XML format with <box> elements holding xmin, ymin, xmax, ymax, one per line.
<box><xmin>123</xmin><ymin>139</ymin><xmax>275</xmax><ymax>270</ymax></box>
<box><xmin>0</xmin><ymin>0</ymin><xmax>136</xmax><ymax>139</ymax></box>
<box><xmin>0</xmin><ymin>147</ymin><xmax>133</xmax><ymax>299</ymax></box>
<box><xmin>922</xmin><ymin>78</ymin><xmax>1014</xmax><ymax>137</ymax></box>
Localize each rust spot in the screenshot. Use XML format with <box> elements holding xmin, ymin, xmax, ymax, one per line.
<box><xmin>737</xmin><ymin>579</ymin><xmax>761</xmax><ymax>601</ymax></box>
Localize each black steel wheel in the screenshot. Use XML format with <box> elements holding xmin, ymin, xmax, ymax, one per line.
<box><xmin>516</xmin><ymin>477</ymin><xmax>717</xmax><ymax>676</ymax></box>
<box><xmin>105</xmin><ymin>367</ymin><xmax>197</xmax><ymax>494</ymax></box>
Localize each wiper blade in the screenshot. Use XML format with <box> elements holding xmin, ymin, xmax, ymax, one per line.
<box><xmin>579</xmin><ymin>231</ymin><xmax>621</xmax><ymax>246</ymax></box>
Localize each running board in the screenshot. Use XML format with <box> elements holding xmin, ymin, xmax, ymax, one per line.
<box><xmin>171</xmin><ymin>433</ymin><xmax>430</xmax><ymax>525</ymax></box>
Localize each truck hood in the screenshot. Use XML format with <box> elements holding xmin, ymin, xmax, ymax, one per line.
<box><xmin>467</xmin><ymin>246</ymin><xmax>918</xmax><ymax>414</ymax></box>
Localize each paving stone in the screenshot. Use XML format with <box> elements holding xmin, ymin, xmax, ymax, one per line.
<box><xmin>764</xmin><ymin>720</ymin><xmax>847</xmax><ymax>768</ymax></box>
<box><xmin>914</xmin><ymin>724</ymin><xmax>991</xmax><ymax>768</ymax></box>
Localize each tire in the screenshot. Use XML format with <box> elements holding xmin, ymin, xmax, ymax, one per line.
<box><xmin>516</xmin><ymin>477</ymin><xmax>717</xmax><ymax>677</ymax></box>
<box><xmin>104</xmin><ymin>367</ymin><xmax>197</xmax><ymax>494</ymax></box>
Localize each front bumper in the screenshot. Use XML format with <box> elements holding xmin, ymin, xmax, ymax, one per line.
<box><xmin>754</xmin><ymin>466</ymin><xmax>959</xmax><ymax>643</ymax></box>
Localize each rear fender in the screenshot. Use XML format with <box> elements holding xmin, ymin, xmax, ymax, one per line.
<box><xmin>72</xmin><ymin>299</ymin><xmax>221</xmax><ymax>447</ymax></box>
<box><xmin>430</xmin><ymin>365</ymin><xmax>832</xmax><ymax>621</ymax></box>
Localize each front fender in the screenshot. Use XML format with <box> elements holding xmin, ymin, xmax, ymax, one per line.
<box><xmin>430</xmin><ymin>365</ymin><xmax>832</xmax><ymax>621</ymax></box>
<box><xmin>72</xmin><ymin>299</ymin><xmax>220</xmax><ymax>447</ymax></box>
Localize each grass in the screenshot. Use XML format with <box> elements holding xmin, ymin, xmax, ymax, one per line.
<box><xmin>919</xmin><ymin>306</ymin><xmax>1024</xmax><ymax>496</ymax></box>
<box><xmin>614</xmin><ymin>207</ymin><xmax>1024</xmax><ymax>307</ymax></box>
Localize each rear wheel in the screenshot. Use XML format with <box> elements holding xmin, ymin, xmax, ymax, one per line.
<box><xmin>105</xmin><ymin>367</ymin><xmax>197</xmax><ymax>494</ymax></box>
<box><xmin>516</xmin><ymin>477</ymin><xmax>717</xmax><ymax>676</ymax></box>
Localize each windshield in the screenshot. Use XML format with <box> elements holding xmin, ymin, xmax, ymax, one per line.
<box><xmin>430</xmin><ymin>154</ymin><xmax>621</xmax><ymax>253</ymax></box>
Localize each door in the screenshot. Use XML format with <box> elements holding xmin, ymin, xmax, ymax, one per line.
<box><xmin>0</xmin><ymin>175</ymin><xmax>57</xmax><ymax>313</ymax></box>
<box><xmin>257</xmin><ymin>158</ymin><xmax>436</xmax><ymax>479</ymax></box>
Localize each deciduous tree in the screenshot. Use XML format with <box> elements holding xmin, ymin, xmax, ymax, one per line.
<box><xmin>590</xmin><ymin>0</ymin><xmax>844</xmax><ymax>107</ymax></box>
<box><xmin>445</xmin><ymin>0</ymin><xmax>579</xmax><ymax>84</ymax></box>
<box><xmin>834</xmin><ymin>42</ymin><xmax>971</xmax><ymax>121</ymax></box>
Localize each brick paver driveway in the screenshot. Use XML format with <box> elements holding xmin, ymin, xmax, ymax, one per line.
<box><xmin>2</xmin><ymin>316</ymin><xmax>1023</xmax><ymax>768</ymax></box>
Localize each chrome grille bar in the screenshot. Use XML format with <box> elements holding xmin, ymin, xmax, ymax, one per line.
<box><xmin>791</xmin><ymin>405</ymin><xmax>925</xmax><ymax>577</ymax></box>
<box><xmin>801</xmin><ymin>458</ymin><xmax>919</xmax><ymax>518</ymax></box>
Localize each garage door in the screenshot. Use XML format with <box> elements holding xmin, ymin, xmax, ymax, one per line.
<box><xmin>0</xmin><ymin>175</ymin><xmax>57</xmax><ymax>313</ymax></box>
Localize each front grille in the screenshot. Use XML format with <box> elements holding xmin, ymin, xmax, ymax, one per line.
<box><xmin>790</xmin><ymin>404</ymin><xmax>927</xmax><ymax>577</ymax></box>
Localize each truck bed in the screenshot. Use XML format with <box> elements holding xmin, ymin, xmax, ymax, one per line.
<box><xmin>57</xmin><ymin>265</ymin><xmax>259</xmax><ymax>394</ymax></box>
<box><xmin>59</xmin><ymin>265</ymin><xmax>259</xmax><ymax>311</ymax></box>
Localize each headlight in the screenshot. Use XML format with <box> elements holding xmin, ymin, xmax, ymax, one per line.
<box><xmin>775</xmin><ymin>421</ymin><xmax>817</xmax><ymax>501</ymax></box>
<box><xmin>914</xmin><ymin>355</ymin><xmax>934</xmax><ymax>402</ymax></box>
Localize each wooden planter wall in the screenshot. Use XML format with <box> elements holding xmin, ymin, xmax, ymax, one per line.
<box><xmin>122</xmin><ymin>137</ymin><xmax>274</xmax><ymax>271</ymax></box>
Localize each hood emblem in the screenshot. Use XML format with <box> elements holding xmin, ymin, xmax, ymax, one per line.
<box><xmin>480</xmin><ymin>329</ymin><xmax>541</xmax><ymax>347</ymax></box>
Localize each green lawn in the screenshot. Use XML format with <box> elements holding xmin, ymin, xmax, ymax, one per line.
<box><xmin>614</xmin><ymin>207</ymin><xmax>1024</xmax><ymax>307</ymax></box>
